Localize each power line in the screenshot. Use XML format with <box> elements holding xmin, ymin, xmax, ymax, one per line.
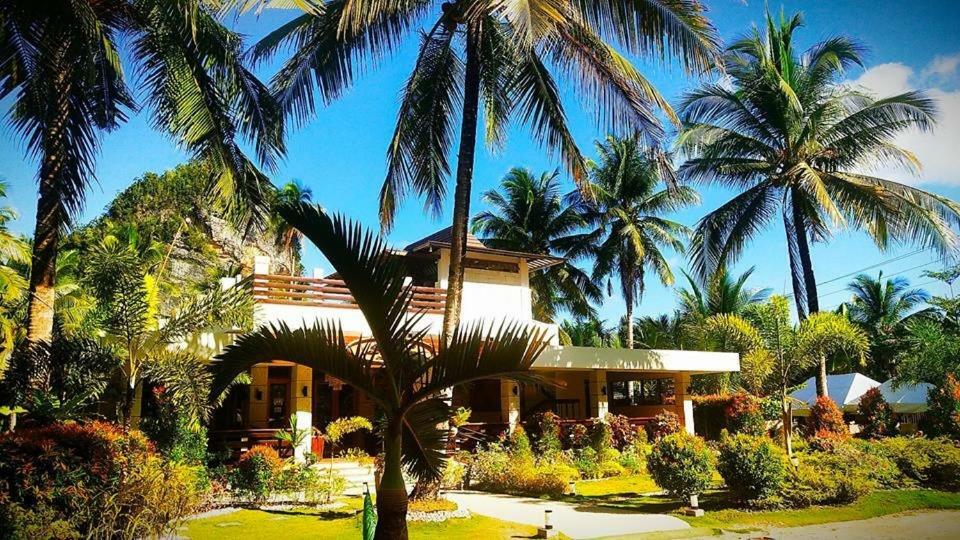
<box><xmin>814</xmin><ymin>256</ymin><xmax>948</xmax><ymax>300</ymax></box>
<box><xmin>784</xmin><ymin>248</ymin><xmax>930</xmax><ymax>298</ymax></box>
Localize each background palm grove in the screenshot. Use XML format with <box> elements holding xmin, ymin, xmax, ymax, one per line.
<box><xmin>2</xmin><ymin>1</ymin><xmax>960</xmax><ymax>539</ymax></box>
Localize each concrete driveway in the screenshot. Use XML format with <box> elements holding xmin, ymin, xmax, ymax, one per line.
<box><xmin>445</xmin><ymin>490</ymin><xmax>690</xmax><ymax>539</ymax></box>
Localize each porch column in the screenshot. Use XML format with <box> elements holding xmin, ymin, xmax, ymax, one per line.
<box><xmin>675</xmin><ymin>373</ymin><xmax>695</xmax><ymax>434</ymax></box>
<box><xmin>588</xmin><ymin>370</ymin><xmax>609</xmax><ymax>419</ymax></box>
<box><xmin>292</xmin><ymin>365</ymin><xmax>313</xmax><ymax>461</ymax></box>
<box><xmin>249</xmin><ymin>364</ymin><xmax>269</xmax><ymax>428</ymax></box>
<box><xmin>500</xmin><ymin>380</ymin><xmax>521</xmax><ymax>432</ymax></box>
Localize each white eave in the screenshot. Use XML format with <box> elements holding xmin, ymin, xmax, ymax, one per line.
<box><xmin>534</xmin><ymin>345</ymin><xmax>740</xmax><ymax>374</ymax></box>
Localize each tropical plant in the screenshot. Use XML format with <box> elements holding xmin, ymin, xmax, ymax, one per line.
<box><xmin>699</xmin><ymin>296</ymin><xmax>868</xmax><ymax>455</ymax></box>
<box><xmin>634</xmin><ymin>313</ymin><xmax>684</xmax><ymax>349</ymax></box>
<box><xmin>844</xmin><ymin>272</ymin><xmax>929</xmax><ymax>380</ymax></box>
<box><xmin>270</xmin><ymin>180</ymin><xmax>313</xmax><ymax>268</ymax></box>
<box><xmin>1</xmin><ymin>0</ymin><xmax>283</xmax><ymax>351</ymax></box>
<box><xmin>582</xmin><ymin>135</ymin><xmax>700</xmax><ymax>348</ymax></box>
<box><xmin>250</xmin><ymin>0</ymin><xmax>721</xmax><ymax>343</ymax></box>
<box><xmin>678</xmin><ymin>266</ymin><xmax>770</xmax><ymax>320</ymax></box>
<box><xmin>84</xmin><ymin>230</ymin><xmax>251</xmax><ymax>426</ymax></box>
<box><xmin>895</xmin><ymin>318</ymin><xmax>960</xmax><ymax>386</ymax></box>
<box><xmin>0</xmin><ymin>181</ymin><xmax>29</xmax><ymax>367</ymax></box>
<box><xmin>472</xmin><ymin>168</ymin><xmax>600</xmax><ymax>321</ymax></box>
<box><xmin>210</xmin><ymin>202</ymin><xmax>547</xmax><ymax>538</ymax></box>
<box><xmin>560</xmin><ymin>318</ymin><xmax>619</xmax><ymax>348</ymax></box>
<box><xmin>679</xmin><ymin>11</ymin><xmax>960</xmax><ymax>396</ymax></box>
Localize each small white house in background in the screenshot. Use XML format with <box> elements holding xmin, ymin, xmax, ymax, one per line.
<box><xmin>209</xmin><ymin>227</ymin><xmax>740</xmax><ymax>459</ymax></box>
<box><xmin>862</xmin><ymin>380</ymin><xmax>935</xmax><ymax>414</ymax></box>
<box><xmin>790</xmin><ymin>373</ymin><xmax>882</xmax><ymax>415</ymax></box>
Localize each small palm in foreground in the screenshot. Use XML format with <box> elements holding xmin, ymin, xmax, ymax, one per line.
<box><xmin>210</xmin><ymin>202</ymin><xmax>547</xmax><ymax>539</ymax></box>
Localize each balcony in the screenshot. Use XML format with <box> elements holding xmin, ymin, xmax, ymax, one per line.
<box><xmin>251</xmin><ymin>273</ymin><xmax>559</xmax><ymax>344</ymax></box>
<box><xmin>253</xmin><ymin>273</ymin><xmax>447</xmax><ymax>313</ymax></box>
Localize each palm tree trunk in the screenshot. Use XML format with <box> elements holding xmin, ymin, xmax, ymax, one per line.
<box><xmin>791</xmin><ymin>200</ymin><xmax>820</xmax><ymax>314</ymax></box>
<box><xmin>441</xmin><ymin>21</ymin><xmax>482</xmax><ymax>343</ymax></box>
<box><xmin>375</xmin><ymin>417</ymin><xmax>408</xmax><ymax>540</ymax></box>
<box><xmin>783</xmin><ymin>216</ymin><xmax>808</xmax><ymax>321</ymax></box>
<box><xmin>815</xmin><ymin>354</ymin><xmax>829</xmax><ymax>398</ymax></box>
<box><xmin>26</xmin><ymin>80</ymin><xmax>72</xmax><ymax>350</ymax></box>
<box><xmin>623</xmin><ymin>272</ymin><xmax>635</xmax><ymax>349</ymax></box>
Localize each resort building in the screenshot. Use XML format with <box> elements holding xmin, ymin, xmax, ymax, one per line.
<box><xmin>210</xmin><ymin>228</ymin><xmax>740</xmax><ymax>457</ymax></box>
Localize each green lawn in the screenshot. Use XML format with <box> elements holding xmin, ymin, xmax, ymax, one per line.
<box><xmin>180</xmin><ymin>501</ymin><xmax>541</xmax><ymax>539</ymax></box>
<box><xmin>573</xmin><ymin>474</ymin><xmax>660</xmax><ymax>497</ymax></box>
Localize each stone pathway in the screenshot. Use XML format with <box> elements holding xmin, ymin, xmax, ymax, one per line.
<box><xmin>445</xmin><ymin>490</ymin><xmax>690</xmax><ymax>539</ymax></box>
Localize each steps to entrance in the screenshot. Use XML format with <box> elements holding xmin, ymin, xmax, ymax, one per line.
<box><xmin>316</xmin><ymin>459</ymin><xmax>376</xmax><ymax>496</ymax></box>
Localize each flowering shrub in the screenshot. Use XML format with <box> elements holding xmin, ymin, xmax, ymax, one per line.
<box><xmin>647</xmin><ymin>411</ymin><xmax>682</xmax><ymax>441</ymax></box>
<box><xmin>924</xmin><ymin>375</ymin><xmax>960</xmax><ymax>439</ymax></box>
<box><xmin>856</xmin><ymin>387</ymin><xmax>895</xmax><ymax>439</ymax></box>
<box><xmin>646</xmin><ymin>432</ymin><xmax>714</xmax><ymax>500</ymax></box>
<box><xmin>565</xmin><ymin>422</ymin><xmax>589</xmax><ymax>448</ymax></box>
<box><xmin>529</xmin><ymin>412</ymin><xmax>563</xmax><ymax>455</ymax></box>
<box><xmin>808</xmin><ymin>396</ymin><xmax>849</xmax><ymax>445</ymax></box>
<box><xmin>725</xmin><ymin>392</ymin><xmax>765</xmax><ymax>436</ymax></box>
<box><xmin>232</xmin><ymin>445</ymin><xmax>282</xmax><ymax>502</ymax></box>
<box><xmin>470</xmin><ymin>441</ymin><xmax>578</xmax><ymax>496</ymax></box>
<box><xmin>605</xmin><ymin>413</ymin><xmax>638</xmax><ymax>449</ymax></box>
<box><xmin>0</xmin><ymin>421</ymin><xmax>202</xmax><ymax>538</ymax></box>
<box><xmin>716</xmin><ymin>432</ymin><xmax>786</xmax><ymax>503</ymax></box>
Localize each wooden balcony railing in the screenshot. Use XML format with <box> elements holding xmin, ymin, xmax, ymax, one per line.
<box><xmin>253</xmin><ymin>274</ymin><xmax>447</xmax><ymax>314</ymax></box>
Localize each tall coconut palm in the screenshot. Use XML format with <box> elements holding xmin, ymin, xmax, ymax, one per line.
<box><xmin>0</xmin><ymin>0</ymin><xmax>284</xmax><ymax>350</ymax></box>
<box><xmin>845</xmin><ymin>272</ymin><xmax>929</xmax><ymax>380</ymax></box>
<box><xmin>583</xmin><ymin>135</ymin><xmax>700</xmax><ymax>349</ymax></box>
<box><xmin>250</xmin><ymin>0</ymin><xmax>721</xmax><ymax>341</ymax></box>
<box><xmin>210</xmin><ymin>202</ymin><xmax>547</xmax><ymax>539</ymax></box>
<box><xmin>471</xmin><ymin>168</ymin><xmax>600</xmax><ymax>322</ymax></box>
<box><xmin>677</xmin><ymin>266</ymin><xmax>771</xmax><ymax>320</ymax></box>
<box><xmin>679</xmin><ymin>11</ymin><xmax>960</xmax><ymax>394</ymax></box>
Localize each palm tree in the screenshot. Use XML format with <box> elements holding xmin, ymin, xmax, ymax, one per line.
<box><xmin>559</xmin><ymin>318</ymin><xmax>618</xmax><ymax>348</ymax></box>
<box><xmin>86</xmin><ymin>230</ymin><xmax>250</xmax><ymax>426</ymax></box>
<box><xmin>0</xmin><ymin>183</ymin><xmax>29</xmax><ymax>370</ymax></box>
<box><xmin>471</xmin><ymin>168</ymin><xmax>600</xmax><ymax>322</ymax></box>
<box><xmin>634</xmin><ymin>313</ymin><xmax>683</xmax><ymax>349</ymax></box>
<box><xmin>677</xmin><ymin>266</ymin><xmax>771</xmax><ymax>320</ymax></box>
<box><xmin>1</xmin><ymin>0</ymin><xmax>284</xmax><ymax>349</ymax></box>
<box><xmin>583</xmin><ymin>135</ymin><xmax>700</xmax><ymax>349</ymax></box>
<box><xmin>700</xmin><ymin>296</ymin><xmax>868</xmax><ymax>454</ymax></box>
<box><xmin>251</xmin><ymin>0</ymin><xmax>721</xmax><ymax>341</ymax></box>
<box><xmin>271</xmin><ymin>180</ymin><xmax>313</xmax><ymax>267</ymax></box>
<box><xmin>210</xmin><ymin>202</ymin><xmax>546</xmax><ymax>539</ymax></box>
<box><xmin>845</xmin><ymin>272</ymin><xmax>929</xmax><ymax>380</ymax></box>
<box><xmin>679</xmin><ymin>11</ymin><xmax>960</xmax><ymax>395</ymax></box>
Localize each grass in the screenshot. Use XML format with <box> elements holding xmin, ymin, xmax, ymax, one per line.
<box><xmin>573</xmin><ymin>474</ymin><xmax>660</xmax><ymax>497</ymax></box>
<box><xmin>180</xmin><ymin>499</ymin><xmax>542</xmax><ymax>540</ymax></box>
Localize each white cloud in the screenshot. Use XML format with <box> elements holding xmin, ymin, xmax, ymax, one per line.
<box><xmin>922</xmin><ymin>53</ymin><xmax>960</xmax><ymax>83</ymax></box>
<box><xmin>847</xmin><ymin>56</ymin><xmax>960</xmax><ymax>186</ymax></box>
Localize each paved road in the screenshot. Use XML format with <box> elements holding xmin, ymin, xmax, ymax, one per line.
<box><xmin>715</xmin><ymin>510</ymin><xmax>960</xmax><ymax>540</ymax></box>
<box><xmin>445</xmin><ymin>490</ymin><xmax>690</xmax><ymax>539</ymax></box>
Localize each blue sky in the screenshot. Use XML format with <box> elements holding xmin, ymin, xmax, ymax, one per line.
<box><xmin>3</xmin><ymin>1</ymin><xmax>960</xmax><ymax>324</ymax></box>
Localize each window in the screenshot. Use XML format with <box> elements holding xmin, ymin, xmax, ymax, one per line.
<box><xmin>610</xmin><ymin>377</ymin><xmax>675</xmax><ymax>406</ymax></box>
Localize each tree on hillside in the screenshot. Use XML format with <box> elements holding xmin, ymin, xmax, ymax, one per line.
<box><xmin>471</xmin><ymin>168</ymin><xmax>600</xmax><ymax>322</ymax></box>
<box><xmin>250</xmin><ymin>0</ymin><xmax>721</xmax><ymax>342</ymax></box>
<box><xmin>582</xmin><ymin>135</ymin><xmax>699</xmax><ymax>349</ymax></box>
<box><xmin>679</xmin><ymin>11</ymin><xmax>960</xmax><ymax>396</ymax></box>
<box><xmin>0</xmin><ymin>1</ymin><xmax>284</xmax><ymax>352</ymax></box>
<box><xmin>211</xmin><ymin>202</ymin><xmax>547</xmax><ymax>539</ymax></box>
<box><xmin>844</xmin><ymin>272</ymin><xmax>929</xmax><ymax>380</ymax></box>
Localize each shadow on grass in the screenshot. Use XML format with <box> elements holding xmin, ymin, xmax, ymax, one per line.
<box><xmin>260</xmin><ymin>507</ymin><xmax>358</xmax><ymax>520</ymax></box>
<box><xmin>558</xmin><ymin>489</ymin><xmax>742</xmax><ymax>516</ymax></box>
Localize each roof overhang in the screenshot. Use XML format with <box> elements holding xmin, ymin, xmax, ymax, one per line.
<box><xmin>407</xmin><ymin>240</ymin><xmax>565</xmax><ymax>271</ymax></box>
<box><xmin>534</xmin><ymin>346</ymin><xmax>740</xmax><ymax>374</ymax></box>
